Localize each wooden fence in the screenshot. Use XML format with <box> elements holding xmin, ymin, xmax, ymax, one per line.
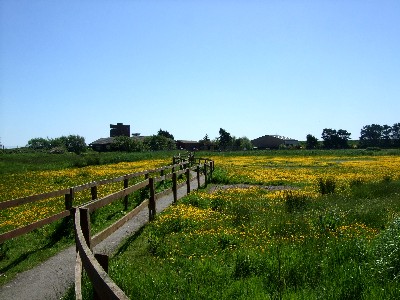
<box><xmin>0</xmin><ymin>154</ymin><xmax>211</xmax><ymax>243</ymax></box>
<box><xmin>74</xmin><ymin>158</ymin><xmax>214</xmax><ymax>300</ymax></box>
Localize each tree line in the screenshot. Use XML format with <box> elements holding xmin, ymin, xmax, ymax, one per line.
<box><xmin>25</xmin><ymin>122</ymin><xmax>400</xmax><ymax>154</ymax></box>
<box><xmin>306</xmin><ymin>123</ymin><xmax>400</xmax><ymax>149</ymax></box>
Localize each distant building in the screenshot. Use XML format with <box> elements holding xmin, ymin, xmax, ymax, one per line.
<box><xmin>89</xmin><ymin>137</ymin><xmax>116</xmax><ymax>152</ymax></box>
<box><xmin>90</xmin><ymin>123</ymin><xmax>142</xmax><ymax>151</ymax></box>
<box><xmin>176</xmin><ymin>140</ymin><xmax>201</xmax><ymax>151</ymax></box>
<box><xmin>251</xmin><ymin>135</ymin><xmax>299</xmax><ymax>149</ymax></box>
<box><xmin>110</xmin><ymin>123</ymin><xmax>130</xmax><ymax>137</ymax></box>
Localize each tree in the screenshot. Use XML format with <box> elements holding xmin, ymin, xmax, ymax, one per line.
<box><xmin>233</xmin><ymin>137</ymin><xmax>253</xmax><ymax>150</ymax></box>
<box><xmin>321</xmin><ymin>128</ymin><xmax>351</xmax><ymax>149</ymax></box>
<box><xmin>199</xmin><ymin>134</ymin><xmax>211</xmax><ymax>150</ymax></box>
<box><xmin>27</xmin><ymin>135</ymin><xmax>86</xmax><ymax>154</ymax></box>
<box><xmin>27</xmin><ymin>137</ymin><xmax>51</xmax><ymax>150</ymax></box>
<box><xmin>111</xmin><ymin>136</ymin><xmax>144</xmax><ymax>152</ymax></box>
<box><xmin>391</xmin><ymin>123</ymin><xmax>400</xmax><ymax>147</ymax></box>
<box><xmin>337</xmin><ymin>129</ymin><xmax>351</xmax><ymax>149</ymax></box>
<box><xmin>157</xmin><ymin>129</ymin><xmax>174</xmax><ymax>140</ymax></box>
<box><xmin>144</xmin><ymin>135</ymin><xmax>176</xmax><ymax>151</ymax></box>
<box><xmin>64</xmin><ymin>135</ymin><xmax>87</xmax><ymax>154</ymax></box>
<box><xmin>359</xmin><ymin>124</ymin><xmax>384</xmax><ymax>148</ymax></box>
<box><xmin>218</xmin><ymin>128</ymin><xmax>232</xmax><ymax>150</ymax></box>
<box><xmin>305</xmin><ymin>134</ymin><xmax>319</xmax><ymax>149</ymax></box>
<box><xmin>382</xmin><ymin>125</ymin><xmax>392</xmax><ymax>148</ymax></box>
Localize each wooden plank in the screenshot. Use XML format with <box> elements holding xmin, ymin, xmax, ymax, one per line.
<box><xmin>91</xmin><ymin>199</ymin><xmax>149</xmax><ymax>247</ymax></box>
<box><xmin>75</xmin><ymin>210</ymin><xmax>129</xmax><ymax>300</ymax></box>
<box><xmin>74</xmin><ymin>170</ymin><xmax>149</xmax><ymax>193</ymax></box>
<box><xmin>0</xmin><ymin>210</ymin><xmax>70</xmax><ymax>243</ymax></box>
<box><xmin>74</xmin><ymin>182</ymin><xmax>96</xmax><ymax>193</ymax></box>
<box><xmin>75</xmin><ymin>252</ymin><xmax>83</xmax><ymax>300</ymax></box>
<box><xmin>83</xmin><ymin>179</ymin><xmax>149</xmax><ymax>212</ymax></box>
<box><xmin>124</xmin><ymin>169</ymin><xmax>148</xmax><ymax>179</ymax></box>
<box><xmin>96</xmin><ymin>175</ymin><xmax>125</xmax><ymax>186</ymax></box>
<box><xmin>0</xmin><ymin>188</ymin><xmax>70</xmax><ymax>210</ymax></box>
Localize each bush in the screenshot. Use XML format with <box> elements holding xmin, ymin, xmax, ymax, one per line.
<box><xmin>317</xmin><ymin>177</ymin><xmax>336</xmax><ymax>195</ymax></box>
<box><xmin>284</xmin><ymin>190</ymin><xmax>309</xmax><ymax>213</ymax></box>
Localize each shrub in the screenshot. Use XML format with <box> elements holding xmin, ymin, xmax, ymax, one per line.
<box><xmin>284</xmin><ymin>190</ymin><xmax>309</xmax><ymax>213</ymax></box>
<box><xmin>317</xmin><ymin>177</ymin><xmax>336</xmax><ymax>195</ymax></box>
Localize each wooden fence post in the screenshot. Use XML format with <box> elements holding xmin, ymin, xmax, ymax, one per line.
<box><xmin>196</xmin><ymin>165</ymin><xmax>201</xmax><ymax>188</ymax></box>
<box><xmin>93</xmin><ymin>253</ymin><xmax>108</xmax><ymax>300</ymax></box>
<box><xmin>91</xmin><ymin>185</ymin><xmax>97</xmax><ymax>201</ymax></box>
<box><xmin>186</xmin><ymin>168</ymin><xmax>190</xmax><ymax>194</ymax></box>
<box><xmin>93</xmin><ymin>253</ymin><xmax>109</xmax><ymax>300</ymax></box>
<box><xmin>209</xmin><ymin>161</ymin><xmax>213</xmax><ymax>181</ymax></box>
<box><xmin>123</xmin><ymin>177</ymin><xmax>129</xmax><ymax>210</ymax></box>
<box><xmin>148</xmin><ymin>177</ymin><xmax>156</xmax><ymax>221</ymax></box>
<box><xmin>79</xmin><ymin>208</ymin><xmax>92</xmax><ymax>250</ymax></box>
<box><xmin>172</xmin><ymin>172</ymin><xmax>177</xmax><ymax>203</ymax></box>
<box><xmin>65</xmin><ymin>187</ymin><xmax>74</xmax><ymax>211</ymax></box>
<box><xmin>204</xmin><ymin>163</ymin><xmax>208</xmax><ymax>187</ymax></box>
<box><xmin>160</xmin><ymin>169</ymin><xmax>165</xmax><ymax>186</ymax></box>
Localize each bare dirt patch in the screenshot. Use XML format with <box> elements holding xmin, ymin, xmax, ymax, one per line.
<box><xmin>207</xmin><ymin>184</ymin><xmax>298</xmax><ymax>193</ymax></box>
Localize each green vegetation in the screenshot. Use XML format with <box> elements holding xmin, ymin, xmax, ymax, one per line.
<box><xmin>0</xmin><ymin>150</ymin><xmax>182</xmax><ymax>175</ymax></box>
<box><xmin>2</xmin><ymin>149</ymin><xmax>400</xmax><ymax>298</ymax></box>
<box><xmin>84</xmin><ymin>179</ymin><xmax>400</xmax><ymax>299</ymax></box>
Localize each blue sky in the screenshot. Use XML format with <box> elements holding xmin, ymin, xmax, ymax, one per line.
<box><xmin>1</xmin><ymin>0</ymin><xmax>399</xmax><ymax>147</ymax></box>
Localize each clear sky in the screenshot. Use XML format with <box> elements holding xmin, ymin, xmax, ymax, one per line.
<box><xmin>1</xmin><ymin>0</ymin><xmax>399</xmax><ymax>148</ymax></box>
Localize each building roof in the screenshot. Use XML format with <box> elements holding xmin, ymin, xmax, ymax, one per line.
<box><xmin>176</xmin><ymin>140</ymin><xmax>200</xmax><ymax>144</ymax></box>
<box><xmin>89</xmin><ymin>137</ymin><xmax>115</xmax><ymax>145</ymax></box>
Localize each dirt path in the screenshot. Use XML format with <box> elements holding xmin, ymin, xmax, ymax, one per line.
<box><xmin>0</xmin><ymin>175</ymin><xmax>205</xmax><ymax>300</ymax></box>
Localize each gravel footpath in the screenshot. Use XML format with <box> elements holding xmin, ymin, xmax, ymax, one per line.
<box><xmin>0</xmin><ymin>175</ymin><xmax>205</xmax><ymax>300</ymax></box>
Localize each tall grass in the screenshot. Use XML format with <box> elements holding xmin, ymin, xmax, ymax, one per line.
<box><xmin>94</xmin><ymin>179</ymin><xmax>400</xmax><ymax>299</ymax></box>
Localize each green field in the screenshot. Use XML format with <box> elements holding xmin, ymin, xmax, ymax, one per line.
<box><xmin>1</xmin><ymin>150</ymin><xmax>400</xmax><ymax>299</ymax></box>
<box><xmin>67</xmin><ymin>149</ymin><xmax>400</xmax><ymax>299</ymax></box>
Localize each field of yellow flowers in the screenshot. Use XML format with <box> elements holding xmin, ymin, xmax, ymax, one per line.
<box><xmin>105</xmin><ymin>152</ymin><xmax>400</xmax><ymax>299</ymax></box>
<box><xmin>2</xmin><ymin>153</ymin><xmax>400</xmax><ymax>234</ymax></box>
<box><xmin>211</xmin><ymin>154</ymin><xmax>400</xmax><ymax>193</ymax></box>
<box><xmin>0</xmin><ymin>159</ymin><xmax>170</xmax><ymax>233</ymax></box>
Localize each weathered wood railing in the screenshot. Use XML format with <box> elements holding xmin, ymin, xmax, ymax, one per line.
<box><xmin>74</xmin><ymin>159</ymin><xmax>214</xmax><ymax>300</ymax></box>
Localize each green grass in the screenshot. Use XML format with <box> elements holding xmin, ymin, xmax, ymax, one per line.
<box><xmin>75</xmin><ymin>179</ymin><xmax>400</xmax><ymax>300</ymax></box>
<box><xmin>0</xmin><ymin>150</ymin><xmax>183</xmax><ymax>175</ymax></box>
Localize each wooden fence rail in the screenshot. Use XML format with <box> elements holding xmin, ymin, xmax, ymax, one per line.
<box><xmin>75</xmin><ymin>159</ymin><xmax>214</xmax><ymax>300</ymax></box>
<box><xmin>0</xmin><ymin>157</ymin><xmax>197</xmax><ymax>243</ymax></box>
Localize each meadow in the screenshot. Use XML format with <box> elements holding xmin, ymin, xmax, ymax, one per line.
<box><xmin>2</xmin><ymin>149</ymin><xmax>400</xmax><ymax>298</ymax></box>
<box><xmin>94</xmin><ymin>149</ymin><xmax>400</xmax><ymax>299</ymax></box>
